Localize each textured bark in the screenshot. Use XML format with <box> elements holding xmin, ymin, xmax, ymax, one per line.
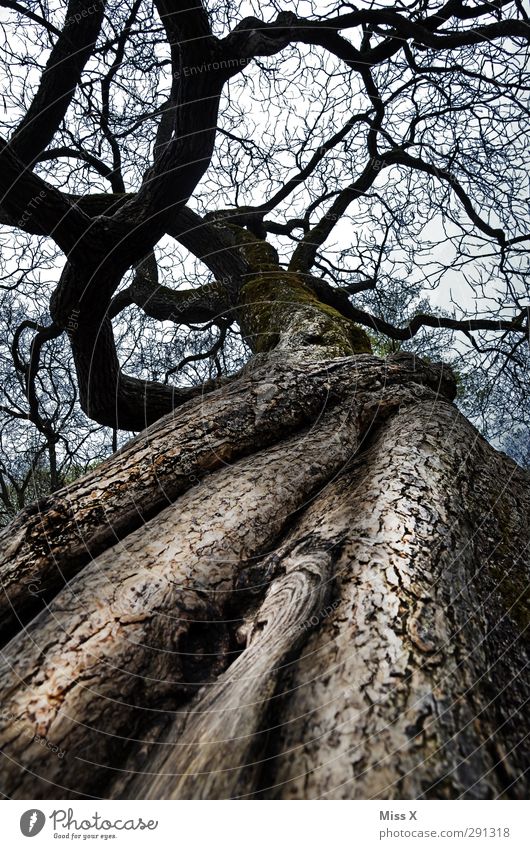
<box><xmin>0</xmin><ymin>353</ymin><xmax>450</xmax><ymax>640</ymax></box>
<box><xmin>254</xmin><ymin>403</ymin><xmax>530</xmax><ymax>800</ymax></box>
<box><xmin>0</xmin><ymin>353</ymin><xmax>527</xmax><ymax>800</ymax></box>
<box><xmin>224</xmin><ymin>225</ymin><xmax>372</xmax><ymax>356</ymax></box>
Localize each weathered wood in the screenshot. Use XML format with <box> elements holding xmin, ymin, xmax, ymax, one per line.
<box><xmin>0</xmin><ymin>352</ymin><xmax>452</xmax><ymax>642</ymax></box>
<box><xmin>2</xmin><ymin>353</ymin><xmax>523</xmax><ymax>801</ymax></box>
<box><xmin>0</xmin><ymin>396</ymin><xmax>360</xmax><ymax>798</ymax></box>
<box><xmin>128</xmin><ymin>545</ymin><xmax>335</xmax><ymax>800</ymax></box>
<box><xmin>255</xmin><ymin>402</ymin><xmax>530</xmax><ymax>799</ymax></box>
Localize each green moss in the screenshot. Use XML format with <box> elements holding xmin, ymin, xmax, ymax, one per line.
<box><xmin>239</xmin><ymin>269</ymin><xmax>371</xmax><ymax>355</ymax></box>
<box><xmin>211</xmin><ymin>222</ymin><xmax>372</xmax><ymax>355</ymax></box>
<box><xmin>225</xmin><ymin>224</ymin><xmax>280</xmax><ymax>272</ymax></box>
<box><xmin>238</xmin><ymin>273</ymin><xmax>284</xmax><ymax>351</ymax></box>
<box><xmin>349</xmin><ymin>324</ymin><xmax>373</xmax><ymax>354</ymax></box>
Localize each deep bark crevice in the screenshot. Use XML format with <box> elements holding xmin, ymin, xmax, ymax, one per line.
<box><xmin>0</xmin><ymin>352</ymin><xmax>451</xmax><ymax>644</ymax></box>
<box><xmin>0</xmin><ymin>354</ymin><xmax>527</xmax><ymax>800</ymax></box>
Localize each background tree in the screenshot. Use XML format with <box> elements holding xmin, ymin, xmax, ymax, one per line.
<box><xmin>0</xmin><ymin>0</ymin><xmax>528</xmax><ymax>800</ymax></box>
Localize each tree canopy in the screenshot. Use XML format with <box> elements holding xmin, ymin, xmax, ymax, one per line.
<box><xmin>0</xmin><ymin>0</ymin><xmax>529</xmax><ymax>514</ymax></box>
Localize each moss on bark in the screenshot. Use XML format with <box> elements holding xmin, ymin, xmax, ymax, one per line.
<box><xmin>227</xmin><ymin>225</ymin><xmax>372</xmax><ymax>356</ymax></box>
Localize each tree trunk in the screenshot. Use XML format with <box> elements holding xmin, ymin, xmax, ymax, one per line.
<box><xmin>0</xmin><ymin>347</ymin><xmax>527</xmax><ymax>800</ymax></box>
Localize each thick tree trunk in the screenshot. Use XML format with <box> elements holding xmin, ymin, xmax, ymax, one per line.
<box><xmin>0</xmin><ymin>352</ymin><xmax>528</xmax><ymax>800</ymax></box>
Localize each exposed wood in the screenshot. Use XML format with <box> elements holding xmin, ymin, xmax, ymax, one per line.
<box><xmin>0</xmin><ymin>353</ymin><xmax>451</xmax><ymax>640</ymax></box>
<box><xmin>111</xmin><ymin>398</ymin><xmax>530</xmax><ymax>800</ymax></box>
<box><xmin>0</xmin><ymin>391</ymin><xmax>362</xmax><ymax>798</ymax></box>
<box><xmin>129</xmin><ymin>543</ymin><xmax>335</xmax><ymax>800</ymax></box>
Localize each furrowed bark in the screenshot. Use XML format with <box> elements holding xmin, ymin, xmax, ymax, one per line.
<box><xmin>255</xmin><ymin>403</ymin><xmax>530</xmax><ymax>800</ymax></box>
<box><xmin>1</xmin><ymin>353</ymin><xmax>525</xmax><ymax>801</ymax></box>
<box><xmin>113</xmin><ymin>396</ymin><xmax>529</xmax><ymax>800</ymax></box>
<box><xmin>0</xmin><ymin>395</ymin><xmax>361</xmax><ymax>798</ymax></box>
<box><xmin>0</xmin><ymin>353</ymin><xmax>451</xmax><ymax>642</ymax></box>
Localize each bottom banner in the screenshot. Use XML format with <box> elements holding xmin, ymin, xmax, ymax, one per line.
<box><xmin>2</xmin><ymin>799</ymin><xmax>528</xmax><ymax>848</ymax></box>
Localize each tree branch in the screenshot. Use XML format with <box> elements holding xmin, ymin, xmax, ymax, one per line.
<box><xmin>109</xmin><ymin>253</ymin><xmax>231</xmax><ymax>325</ymax></box>
<box><xmin>0</xmin><ymin>1</ymin><xmax>62</xmax><ymax>38</ymax></box>
<box><xmin>9</xmin><ymin>0</ymin><xmax>106</xmax><ymax>164</ymax></box>
<box><xmin>0</xmin><ymin>137</ymin><xmax>95</xmax><ymax>257</ymax></box>
<box><xmin>308</xmin><ymin>276</ymin><xmax>529</xmax><ymax>342</ymax></box>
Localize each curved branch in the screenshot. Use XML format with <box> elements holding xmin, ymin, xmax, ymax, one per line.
<box><xmin>0</xmin><ymin>137</ymin><xmax>95</xmax><ymax>257</ymax></box>
<box><xmin>36</xmin><ymin>146</ymin><xmax>117</xmax><ymax>183</ymax></box>
<box><xmin>252</xmin><ymin>112</ymin><xmax>373</xmax><ymax>218</ymax></box>
<box><xmin>292</xmin><ymin>9</ymin><xmax>530</xmax><ymax>57</ymax></box>
<box><xmin>114</xmin><ymin>0</ymin><xmax>223</xmax><ymax>233</ymax></box>
<box><xmin>70</xmin><ymin>314</ymin><xmax>214</xmax><ymax>431</ymax></box>
<box><xmin>289</xmin><ymin>158</ymin><xmax>382</xmax><ymax>273</ymax></box>
<box><xmin>9</xmin><ymin>0</ymin><xmax>106</xmax><ymax>164</ymax></box>
<box><xmin>164</xmin><ymin>321</ymin><xmax>228</xmax><ymax>382</ymax></box>
<box><xmin>12</xmin><ymin>320</ymin><xmax>63</xmax><ymax>436</ymax></box>
<box><xmin>109</xmin><ymin>253</ymin><xmax>231</xmax><ymax>325</ymax></box>
<box><xmin>289</xmin><ymin>138</ymin><xmax>509</xmax><ymax>276</ymax></box>
<box><xmin>0</xmin><ymin>1</ymin><xmax>62</xmax><ymax>38</ymax></box>
<box><xmin>308</xmin><ymin>277</ymin><xmax>529</xmax><ymax>342</ymax></box>
<box><xmin>222</xmin><ymin>5</ymin><xmax>528</xmax><ymax>76</ymax></box>
<box><xmin>389</xmin><ymin>149</ymin><xmax>507</xmax><ymax>243</ymax></box>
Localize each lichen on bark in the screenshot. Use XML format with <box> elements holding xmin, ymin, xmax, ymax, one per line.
<box><xmin>222</xmin><ymin>223</ymin><xmax>372</xmax><ymax>356</ymax></box>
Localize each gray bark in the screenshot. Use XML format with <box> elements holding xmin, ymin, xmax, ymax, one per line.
<box><xmin>0</xmin><ymin>352</ymin><xmax>528</xmax><ymax>799</ymax></box>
